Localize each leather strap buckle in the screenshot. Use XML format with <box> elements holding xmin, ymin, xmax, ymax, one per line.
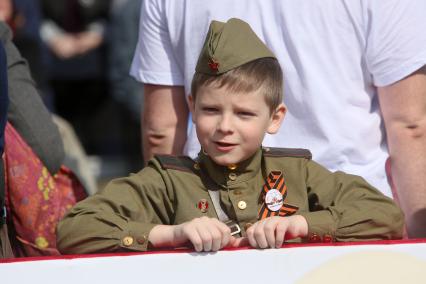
<box><xmin>225</xmin><ymin>220</ymin><xmax>241</xmax><ymax>236</ymax></box>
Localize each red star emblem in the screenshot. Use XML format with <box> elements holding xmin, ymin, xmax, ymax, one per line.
<box><xmin>208</xmin><ymin>58</ymin><xmax>219</xmax><ymax>71</ymax></box>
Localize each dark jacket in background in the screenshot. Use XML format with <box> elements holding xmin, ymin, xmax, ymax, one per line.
<box><xmin>41</xmin><ymin>0</ymin><xmax>111</xmax><ymax>79</ymax></box>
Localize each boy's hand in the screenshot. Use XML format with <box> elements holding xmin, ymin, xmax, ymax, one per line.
<box><xmin>246</xmin><ymin>215</ymin><xmax>308</xmax><ymax>249</ymax></box>
<box><xmin>173</xmin><ymin>217</ymin><xmax>232</xmax><ymax>252</ymax></box>
<box><xmin>149</xmin><ymin>217</ymin><xmax>236</xmax><ymax>252</ymax></box>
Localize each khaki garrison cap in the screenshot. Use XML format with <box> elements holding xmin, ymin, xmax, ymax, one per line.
<box><xmin>195</xmin><ymin>18</ymin><xmax>276</xmax><ymax>75</ymax></box>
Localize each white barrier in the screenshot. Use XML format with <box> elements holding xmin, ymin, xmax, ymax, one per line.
<box><xmin>1</xmin><ymin>240</ymin><xmax>426</xmax><ymax>284</ymax></box>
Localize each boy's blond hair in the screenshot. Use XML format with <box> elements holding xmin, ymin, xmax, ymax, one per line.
<box><xmin>191</xmin><ymin>57</ymin><xmax>283</xmax><ymax>113</ymax></box>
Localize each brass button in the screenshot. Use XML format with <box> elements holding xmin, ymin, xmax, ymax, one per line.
<box><xmin>227</xmin><ymin>164</ymin><xmax>237</xmax><ymax>170</ymax></box>
<box><xmin>122</xmin><ymin>236</ymin><xmax>134</xmax><ymax>247</ymax></box>
<box><xmin>228</xmin><ymin>172</ymin><xmax>237</xmax><ymax>181</ymax></box>
<box><xmin>233</xmin><ymin>190</ymin><xmax>242</xmax><ymax>195</ymax></box>
<box><xmin>137</xmin><ymin>235</ymin><xmax>147</xmax><ymax>245</ymax></box>
<box><xmin>244</xmin><ymin>223</ymin><xmax>253</xmax><ymax>231</ymax></box>
<box><xmin>237</xmin><ymin>201</ymin><xmax>247</xmax><ymax>210</ymax></box>
<box><xmin>193</xmin><ymin>163</ymin><xmax>200</xmax><ymax>170</ymax></box>
<box><xmin>308</xmin><ymin>233</ymin><xmax>321</xmax><ymax>243</ymax></box>
<box><xmin>322</xmin><ymin>234</ymin><xmax>333</xmax><ymax>243</ymax></box>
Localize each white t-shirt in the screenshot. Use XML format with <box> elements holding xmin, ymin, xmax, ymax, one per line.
<box><xmin>131</xmin><ymin>0</ymin><xmax>426</xmax><ymax>197</ymax></box>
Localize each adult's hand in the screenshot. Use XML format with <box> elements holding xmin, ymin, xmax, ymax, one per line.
<box><xmin>48</xmin><ymin>34</ymin><xmax>79</xmax><ymax>59</ymax></box>
<box><xmin>75</xmin><ymin>31</ymin><xmax>103</xmax><ymax>55</ymax></box>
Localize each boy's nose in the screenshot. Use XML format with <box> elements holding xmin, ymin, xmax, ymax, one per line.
<box><xmin>217</xmin><ymin>115</ymin><xmax>234</xmax><ymax>133</ymax></box>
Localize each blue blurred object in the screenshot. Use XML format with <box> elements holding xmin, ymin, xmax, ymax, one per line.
<box><xmin>108</xmin><ymin>0</ymin><xmax>143</xmax><ymax>121</ymax></box>
<box><xmin>13</xmin><ymin>0</ymin><xmax>42</xmax><ymax>41</ymax></box>
<box><xmin>12</xmin><ymin>0</ymin><xmax>50</xmax><ymax>106</ymax></box>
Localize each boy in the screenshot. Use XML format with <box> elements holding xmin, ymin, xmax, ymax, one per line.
<box><xmin>57</xmin><ymin>18</ymin><xmax>403</xmax><ymax>254</ymax></box>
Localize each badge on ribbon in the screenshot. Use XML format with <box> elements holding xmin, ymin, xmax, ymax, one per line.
<box><xmin>258</xmin><ymin>171</ymin><xmax>298</xmax><ymax>220</ymax></box>
<box><xmin>197</xmin><ymin>199</ymin><xmax>209</xmax><ymax>213</ymax></box>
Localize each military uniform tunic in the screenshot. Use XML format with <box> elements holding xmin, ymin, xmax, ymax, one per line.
<box><xmin>57</xmin><ymin>148</ymin><xmax>404</xmax><ymax>254</ymax></box>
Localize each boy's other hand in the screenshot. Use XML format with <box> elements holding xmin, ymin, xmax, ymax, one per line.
<box><xmin>246</xmin><ymin>215</ymin><xmax>308</xmax><ymax>249</ymax></box>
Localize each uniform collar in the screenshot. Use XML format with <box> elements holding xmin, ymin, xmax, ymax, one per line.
<box><xmin>197</xmin><ymin>148</ymin><xmax>262</xmax><ymax>187</ymax></box>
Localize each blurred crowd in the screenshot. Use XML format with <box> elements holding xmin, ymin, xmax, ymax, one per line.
<box><xmin>0</xmin><ymin>0</ymin><xmax>144</xmax><ymax>185</ymax></box>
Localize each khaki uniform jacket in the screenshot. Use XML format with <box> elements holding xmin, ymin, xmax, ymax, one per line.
<box><xmin>57</xmin><ymin>148</ymin><xmax>404</xmax><ymax>254</ymax></box>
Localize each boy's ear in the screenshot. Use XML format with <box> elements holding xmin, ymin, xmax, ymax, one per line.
<box><xmin>188</xmin><ymin>94</ymin><xmax>196</xmax><ymax>122</ymax></box>
<box><xmin>267</xmin><ymin>103</ymin><xmax>286</xmax><ymax>134</ymax></box>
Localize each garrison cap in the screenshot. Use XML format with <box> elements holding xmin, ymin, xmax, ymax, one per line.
<box><xmin>195</xmin><ymin>18</ymin><xmax>276</xmax><ymax>75</ymax></box>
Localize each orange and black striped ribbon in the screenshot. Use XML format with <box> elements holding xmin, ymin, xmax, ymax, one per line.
<box><xmin>258</xmin><ymin>171</ymin><xmax>299</xmax><ymax>220</ymax></box>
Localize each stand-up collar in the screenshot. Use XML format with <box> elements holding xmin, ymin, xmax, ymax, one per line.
<box><xmin>197</xmin><ymin>149</ymin><xmax>262</xmax><ymax>187</ymax></box>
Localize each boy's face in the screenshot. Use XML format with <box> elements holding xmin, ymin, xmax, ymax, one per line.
<box><xmin>190</xmin><ymin>84</ymin><xmax>286</xmax><ymax>166</ymax></box>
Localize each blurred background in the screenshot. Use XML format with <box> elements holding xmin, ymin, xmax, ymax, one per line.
<box><xmin>1</xmin><ymin>0</ymin><xmax>144</xmax><ymax>190</ymax></box>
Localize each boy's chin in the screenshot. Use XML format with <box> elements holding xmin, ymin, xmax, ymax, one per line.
<box><xmin>210</xmin><ymin>154</ymin><xmax>246</xmax><ymax>167</ymax></box>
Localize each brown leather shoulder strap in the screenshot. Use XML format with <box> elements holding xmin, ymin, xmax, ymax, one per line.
<box><xmin>154</xmin><ymin>155</ymin><xmax>196</xmax><ymax>173</ymax></box>
<box><xmin>262</xmin><ymin>147</ymin><xmax>312</xmax><ymax>160</ymax></box>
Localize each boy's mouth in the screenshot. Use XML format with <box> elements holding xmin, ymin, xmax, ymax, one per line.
<box><xmin>214</xmin><ymin>141</ymin><xmax>238</xmax><ymax>152</ymax></box>
<box><xmin>215</xmin><ymin>141</ymin><xmax>236</xmax><ymax>147</ymax></box>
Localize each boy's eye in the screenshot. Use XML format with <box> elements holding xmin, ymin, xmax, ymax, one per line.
<box><xmin>238</xmin><ymin>111</ymin><xmax>256</xmax><ymax>117</ymax></box>
<box><xmin>202</xmin><ymin>107</ymin><xmax>218</xmax><ymax>113</ymax></box>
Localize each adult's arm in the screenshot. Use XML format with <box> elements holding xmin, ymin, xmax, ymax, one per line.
<box><xmin>0</xmin><ymin>42</ymin><xmax>7</xmax><ymax>155</ymax></box>
<box><xmin>142</xmin><ymin>84</ymin><xmax>188</xmax><ymax>163</ymax></box>
<box><xmin>378</xmin><ymin>66</ymin><xmax>426</xmax><ymax>238</ymax></box>
<box><xmin>0</xmin><ymin>42</ymin><xmax>8</xmax><ymax>226</ymax></box>
<box><xmin>0</xmin><ymin>22</ymin><xmax>64</xmax><ymax>174</ymax></box>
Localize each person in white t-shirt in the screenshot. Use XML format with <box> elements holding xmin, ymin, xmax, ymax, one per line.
<box><xmin>130</xmin><ymin>0</ymin><xmax>426</xmax><ymax>237</ymax></box>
